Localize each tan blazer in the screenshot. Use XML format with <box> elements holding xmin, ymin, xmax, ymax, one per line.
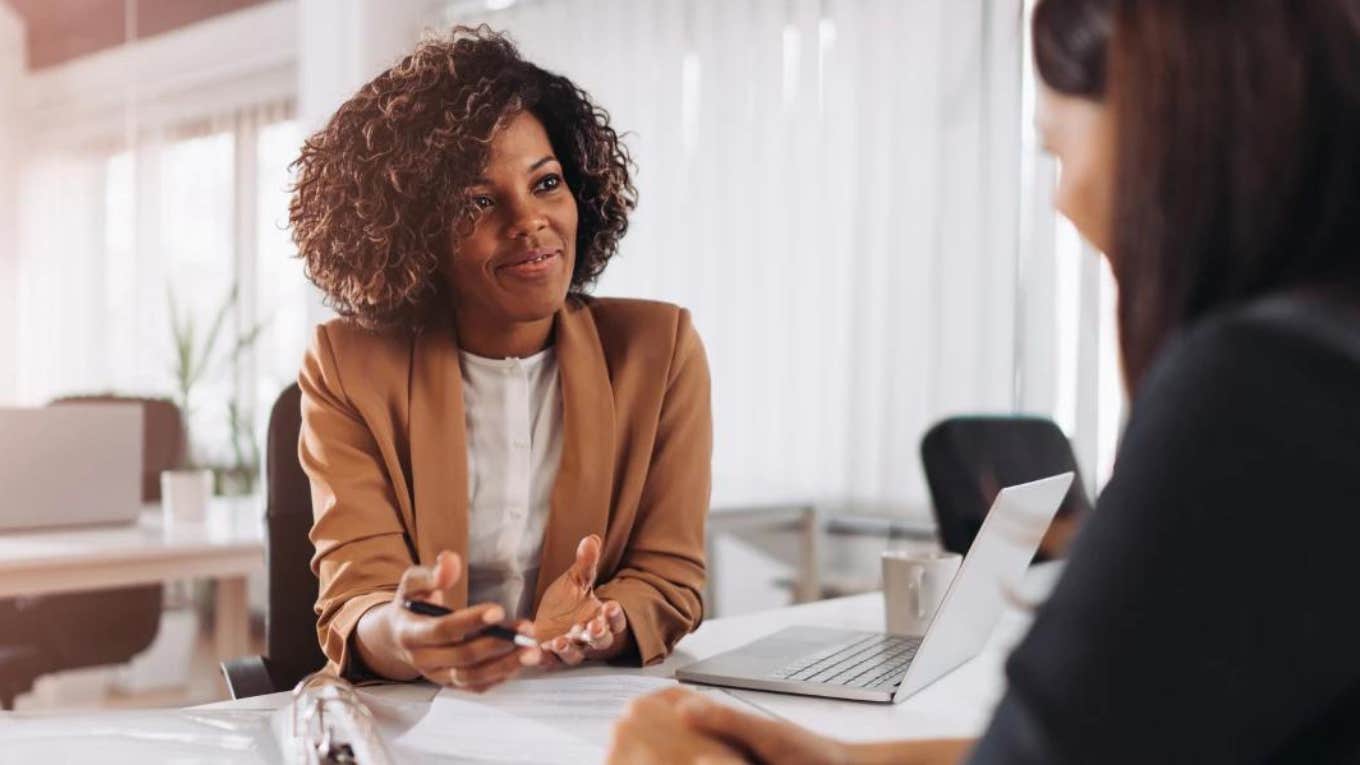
<box><xmin>298</xmin><ymin>297</ymin><xmax>711</xmax><ymax>675</ymax></box>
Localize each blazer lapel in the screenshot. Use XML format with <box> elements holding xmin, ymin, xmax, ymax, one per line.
<box><xmin>409</xmin><ymin>325</ymin><xmax>471</xmax><ymax>608</ymax></box>
<box><xmin>534</xmin><ymin>300</ymin><xmax>616</xmax><ymax>608</ymax></box>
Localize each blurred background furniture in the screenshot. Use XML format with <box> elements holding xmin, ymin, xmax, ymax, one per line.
<box><xmin>0</xmin><ymin>498</ymin><xmax>262</xmax><ymax>646</ymax></box>
<box><xmin>0</xmin><ymin>504</ymin><xmax>263</xmax><ymax>703</ymax></box>
<box><xmin>920</xmin><ymin>416</ymin><xmax>1092</xmax><ymax>559</ymax></box>
<box><xmin>707</xmin><ymin>481</ymin><xmax>940</xmax><ymax>613</ymax></box>
<box><xmin>0</xmin><ymin>643</ymin><xmax>40</xmax><ymax>710</ymax></box>
<box><xmin>51</xmin><ymin>396</ymin><xmax>188</xmax><ymax>499</ymax></box>
<box><xmin>0</xmin><ymin>396</ymin><xmax>183</xmax><ymax>710</ymax></box>
<box><xmin>222</xmin><ymin>384</ymin><xmax>325</xmax><ymax>698</ymax></box>
<box><xmin>706</xmin><ymin>476</ymin><xmax>822</xmax><ymax>616</ymax></box>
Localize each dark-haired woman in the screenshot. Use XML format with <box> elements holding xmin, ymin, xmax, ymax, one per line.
<box><xmin>609</xmin><ymin>0</ymin><xmax>1360</xmax><ymax>761</ymax></box>
<box><xmin>292</xmin><ymin>28</ymin><xmax>710</xmax><ymax>691</ymax></box>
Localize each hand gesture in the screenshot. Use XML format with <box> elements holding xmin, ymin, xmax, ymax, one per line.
<box><xmin>533</xmin><ymin>535</ymin><xmax>631</xmax><ymax>665</ymax></box>
<box><xmin>386</xmin><ymin>551</ymin><xmax>541</xmax><ymax>691</ymax></box>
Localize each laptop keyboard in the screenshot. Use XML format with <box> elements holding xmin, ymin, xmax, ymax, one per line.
<box><xmin>770</xmin><ymin>633</ymin><xmax>922</xmax><ymax>690</ymax></box>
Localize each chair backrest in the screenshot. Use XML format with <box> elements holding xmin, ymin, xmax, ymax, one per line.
<box><xmin>263</xmin><ymin>383</ymin><xmax>327</xmax><ymax>687</ymax></box>
<box><xmin>920</xmin><ymin>416</ymin><xmax>1092</xmax><ymax>556</ymax></box>
<box><xmin>49</xmin><ymin>395</ymin><xmax>186</xmax><ymax>501</ymax></box>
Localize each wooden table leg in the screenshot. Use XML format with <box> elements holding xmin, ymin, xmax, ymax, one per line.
<box><xmin>795</xmin><ymin>505</ymin><xmax>821</xmax><ymax>603</ymax></box>
<box><xmin>214</xmin><ymin>575</ymin><xmax>249</xmax><ymax>661</ymax></box>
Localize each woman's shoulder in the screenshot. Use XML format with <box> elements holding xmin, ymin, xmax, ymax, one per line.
<box><xmin>573</xmin><ymin>296</ymin><xmax>701</xmax><ymax>352</ymax></box>
<box><xmin>305</xmin><ymin>317</ymin><xmax>415</xmax><ymax>384</ymax></box>
<box><xmin>311</xmin><ymin>316</ymin><xmax>412</xmax><ymax>354</ymax></box>
<box><xmin>1148</xmin><ymin>291</ymin><xmax>1360</xmax><ymax>399</ymax></box>
<box><xmin>1128</xmin><ymin>292</ymin><xmax>1360</xmax><ymax>464</ymax></box>
<box><xmin>577</xmin><ymin>296</ymin><xmax>691</xmax><ymax>328</ymax></box>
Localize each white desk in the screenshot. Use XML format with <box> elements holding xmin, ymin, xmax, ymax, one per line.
<box><xmin>233</xmin><ymin>564</ymin><xmax>1054</xmax><ymax>750</ymax></box>
<box><xmin>0</xmin><ymin>497</ymin><xmax>265</xmax><ymax>660</ymax></box>
<box><xmin>0</xmin><ymin>564</ymin><xmax>1059</xmax><ymax>763</ymax></box>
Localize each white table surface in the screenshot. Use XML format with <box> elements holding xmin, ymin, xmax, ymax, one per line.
<box><xmin>0</xmin><ymin>496</ymin><xmax>264</xmax><ymax>660</ymax></box>
<box><xmin>0</xmin><ymin>564</ymin><xmax>1060</xmax><ymax>763</ymax></box>
<box><xmin>231</xmin><ymin>562</ymin><xmax>1056</xmax><ymax>756</ymax></box>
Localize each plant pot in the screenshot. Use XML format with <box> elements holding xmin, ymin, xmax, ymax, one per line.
<box><xmin>160</xmin><ymin>468</ymin><xmax>213</xmax><ymax>526</ymax></box>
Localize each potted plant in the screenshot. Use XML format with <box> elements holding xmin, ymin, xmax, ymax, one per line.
<box><xmin>162</xmin><ymin>282</ymin><xmax>267</xmax><ymax>519</ymax></box>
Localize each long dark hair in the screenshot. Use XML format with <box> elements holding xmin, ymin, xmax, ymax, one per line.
<box><xmin>1033</xmin><ymin>0</ymin><xmax>1112</xmax><ymax>98</ymax></box>
<box><xmin>1035</xmin><ymin>0</ymin><xmax>1360</xmax><ymax>393</ymax></box>
<box><xmin>1112</xmin><ymin>1</ymin><xmax>1360</xmax><ymax>390</ymax></box>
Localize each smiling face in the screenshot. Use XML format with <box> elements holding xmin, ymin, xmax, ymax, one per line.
<box><xmin>445</xmin><ymin>110</ymin><xmax>579</xmax><ymax>337</ymax></box>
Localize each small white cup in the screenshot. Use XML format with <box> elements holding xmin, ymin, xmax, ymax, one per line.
<box><xmin>882</xmin><ymin>549</ymin><xmax>963</xmax><ymax>636</ymax></box>
<box><xmin>160</xmin><ymin>469</ymin><xmax>213</xmax><ymax>526</ymax></box>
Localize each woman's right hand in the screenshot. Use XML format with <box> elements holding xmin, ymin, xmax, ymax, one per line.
<box><xmin>357</xmin><ymin>551</ymin><xmax>542</xmax><ymax>692</ymax></box>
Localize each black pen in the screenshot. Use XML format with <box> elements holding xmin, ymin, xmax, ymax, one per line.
<box><xmin>403</xmin><ymin>599</ymin><xmax>540</xmax><ymax>648</ymax></box>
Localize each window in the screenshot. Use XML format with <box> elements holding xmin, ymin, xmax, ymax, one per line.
<box><xmin>16</xmin><ymin>103</ymin><xmax>306</xmax><ymax>487</ymax></box>
<box><xmin>253</xmin><ymin>119</ymin><xmax>310</xmax><ymax>468</ymax></box>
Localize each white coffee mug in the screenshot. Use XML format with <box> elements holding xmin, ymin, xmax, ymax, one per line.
<box><xmin>882</xmin><ymin>549</ymin><xmax>963</xmax><ymax>636</ymax></box>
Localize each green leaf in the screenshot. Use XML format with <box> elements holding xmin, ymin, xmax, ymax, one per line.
<box><xmin>226</xmin><ymin>317</ymin><xmax>270</xmax><ymax>365</ymax></box>
<box><xmin>187</xmin><ymin>283</ymin><xmax>238</xmax><ymax>391</ymax></box>
<box><xmin>166</xmin><ymin>285</ymin><xmax>198</xmax><ymax>407</ymax></box>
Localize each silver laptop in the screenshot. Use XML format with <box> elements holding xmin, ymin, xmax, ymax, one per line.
<box><xmin>677</xmin><ymin>472</ymin><xmax>1073</xmax><ymax>703</ymax></box>
<box><xmin>0</xmin><ymin>405</ymin><xmax>144</xmax><ymax>532</ymax></box>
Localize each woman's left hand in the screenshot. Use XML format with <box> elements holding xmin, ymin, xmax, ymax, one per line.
<box><xmin>532</xmin><ymin>535</ymin><xmax>632</xmax><ymax>665</ymax></box>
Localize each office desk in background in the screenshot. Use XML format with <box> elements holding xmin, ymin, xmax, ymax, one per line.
<box><xmin>0</xmin><ymin>497</ymin><xmax>264</xmax><ymax>661</ymax></box>
<box><xmin>707</xmin><ymin>476</ymin><xmax>823</xmax><ymax>609</ymax></box>
<box><xmin>0</xmin><ymin>564</ymin><xmax>1058</xmax><ymax>763</ymax></box>
<box><xmin>707</xmin><ymin>477</ymin><xmax>940</xmax><ymax>613</ymax></box>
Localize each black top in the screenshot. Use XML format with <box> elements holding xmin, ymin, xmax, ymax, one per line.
<box><xmin>970</xmin><ymin>294</ymin><xmax>1360</xmax><ymax>764</ymax></box>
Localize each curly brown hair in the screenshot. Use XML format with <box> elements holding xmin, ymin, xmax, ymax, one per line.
<box><xmin>289</xmin><ymin>26</ymin><xmax>637</xmax><ymax>331</ymax></box>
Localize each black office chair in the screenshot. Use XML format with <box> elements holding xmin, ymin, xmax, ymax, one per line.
<box><xmin>920</xmin><ymin>416</ymin><xmax>1092</xmax><ymax>558</ymax></box>
<box><xmin>0</xmin><ymin>396</ymin><xmax>182</xmax><ymax>710</ymax></box>
<box><xmin>221</xmin><ymin>384</ymin><xmax>327</xmax><ymax>698</ymax></box>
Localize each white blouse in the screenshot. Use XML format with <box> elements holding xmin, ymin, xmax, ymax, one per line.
<box><xmin>458</xmin><ymin>346</ymin><xmax>564</xmax><ymax>618</ymax></box>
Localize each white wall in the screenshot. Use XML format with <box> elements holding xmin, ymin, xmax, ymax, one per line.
<box><xmin>0</xmin><ymin>4</ymin><xmax>23</xmax><ymax>403</ymax></box>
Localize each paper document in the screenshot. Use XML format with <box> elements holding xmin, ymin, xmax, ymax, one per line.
<box><xmin>392</xmin><ymin>672</ymin><xmax>738</xmax><ymax>764</ymax></box>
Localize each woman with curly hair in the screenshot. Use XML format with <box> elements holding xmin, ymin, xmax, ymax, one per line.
<box><xmin>292</xmin><ymin>27</ymin><xmax>710</xmax><ymax>691</ymax></box>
